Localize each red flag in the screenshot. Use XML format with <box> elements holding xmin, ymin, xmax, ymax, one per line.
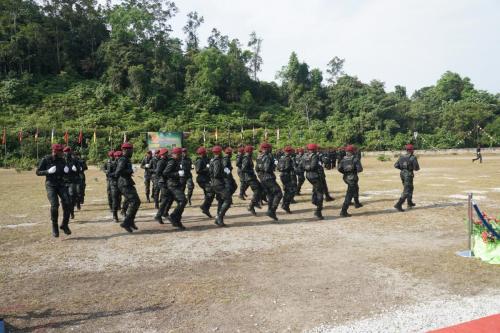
<box><xmin>78</xmin><ymin>129</ymin><xmax>83</xmax><ymax>144</ymax></box>
<box><xmin>64</xmin><ymin>130</ymin><xmax>69</xmax><ymax>145</ymax></box>
<box><xmin>18</xmin><ymin>129</ymin><xmax>23</xmax><ymax>143</ymax></box>
<box><xmin>1</xmin><ymin>128</ymin><xmax>6</xmax><ymax>145</ymax></box>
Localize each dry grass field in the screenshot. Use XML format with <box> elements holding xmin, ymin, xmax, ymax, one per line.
<box><xmin>1</xmin><ymin>154</ymin><xmax>499</xmax><ymax>332</ymax></box>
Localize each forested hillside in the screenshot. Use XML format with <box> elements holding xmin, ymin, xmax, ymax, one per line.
<box><xmin>1</xmin><ymin>0</ymin><xmax>499</xmax><ymax>163</ymax></box>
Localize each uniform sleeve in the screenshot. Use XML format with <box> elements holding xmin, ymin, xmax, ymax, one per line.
<box><xmin>194</xmin><ymin>159</ymin><xmax>202</xmax><ymax>173</ymax></box>
<box><xmin>309</xmin><ymin>154</ymin><xmax>319</xmax><ymax>171</ymax></box>
<box><xmin>413</xmin><ymin>157</ymin><xmax>420</xmax><ymax>171</ymax></box>
<box><xmin>113</xmin><ymin>158</ymin><xmax>126</xmax><ymax>178</ymax></box>
<box><xmin>263</xmin><ymin>155</ymin><xmax>272</xmax><ymax>173</ymax></box>
<box><xmin>337</xmin><ymin>160</ymin><xmax>345</xmax><ymax>174</ymax></box>
<box><xmin>356</xmin><ymin>159</ymin><xmax>363</xmax><ymax>173</ymax></box>
<box><xmin>163</xmin><ymin>159</ymin><xmax>177</xmax><ymax>179</ymax></box>
<box><xmin>140</xmin><ymin>158</ymin><xmax>146</xmax><ymax>169</ymax></box>
<box><xmin>213</xmin><ymin>159</ymin><xmax>223</xmax><ymax>178</ymax></box>
<box><xmin>394</xmin><ymin>157</ymin><xmax>401</xmax><ymax>169</ymax></box>
<box><xmin>36</xmin><ymin>158</ymin><xmax>48</xmax><ymax>176</ymax></box>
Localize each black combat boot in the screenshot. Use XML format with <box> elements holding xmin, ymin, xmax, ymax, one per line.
<box><xmin>314</xmin><ymin>209</ymin><xmax>324</xmax><ymax>220</ymax></box>
<box><xmin>354</xmin><ymin>198</ymin><xmax>363</xmax><ymax>208</ymax></box>
<box><xmin>214</xmin><ymin>215</ymin><xmax>227</xmax><ymax>227</ymax></box>
<box><xmin>325</xmin><ymin>194</ymin><xmax>334</xmax><ymax>202</ymax></box>
<box><xmin>146</xmin><ymin>195</ymin><xmax>150</xmax><ymax>203</ymax></box>
<box><xmin>394</xmin><ymin>198</ymin><xmax>405</xmax><ymax>212</ymax></box>
<box><xmin>76</xmin><ymin>202</ymin><xmax>81</xmax><ymax>211</ymax></box>
<box><xmin>340</xmin><ymin>209</ymin><xmax>351</xmax><ymax>218</ymax></box>
<box><xmin>60</xmin><ymin>223</ymin><xmax>72</xmax><ymax>235</ymax></box>
<box><xmin>120</xmin><ymin>222</ymin><xmax>134</xmax><ymax>233</ymax></box>
<box><xmin>248</xmin><ymin>205</ymin><xmax>257</xmax><ymax>216</ymax></box>
<box><xmin>154</xmin><ymin>215</ymin><xmax>164</xmax><ymax>224</ymax></box>
<box><xmin>407</xmin><ymin>196</ymin><xmax>416</xmax><ymax>207</ymax></box>
<box><xmin>113</xmin><ymin>211</ymin><xmax>119</xmax><ymax>223</ymax></box>
<box><xmin>51</xmin><ymin>221</ymin><xmax>59</xmax><ymax>238</ymax></box>
<box><xmin>201</xmin><ymin>208</ymin><xmax>212</xmax><ymax>218</ymax></box>
<box><xmin>267</xmin><ymin>210</ymin><xmax>278</xmax><ymax>221</ymax></box>
<box><xmin>131</xmin><ymin>223</ymin><xmax>138</xmax><ymax>230</ymax></box>
<box><xmin>282</xmin><ymin>205</ymin><xmax>292</xmax><ymax>214</ymax></box>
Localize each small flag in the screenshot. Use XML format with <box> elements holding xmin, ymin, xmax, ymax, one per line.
<box><xmin>276</xmin><ymin>128</ymin><xmax>280</xmax><ymax>142</ymax></box>
<box><xmin>93</xmin><ymin>129</ymin><xmax>97</xmax><ymax>143</ymax></box>
<box><xmin>18</xmin><ymin>129</ymin><xmax>23</xmax><ymax>143</ymax></box>
<box><xmin>34</xmin><ymin>127</ymin><xmax>39</xmax><ymax>142</ymax></box>
<box><xmin>215</xmin><ymin>127</ymin><xmax>218</xmax><ymax>141</ymax></box>
<box><xmin>51</xmin><ymin>128</ymin><xmax>55</xmax><ymax>144</ymax></box>
<box><xmin>78</xmin><ymin>129</ymin><xmax>83</xmax><ymax>144</ymax></box>
<box><xmin>64</xmin><ymin>130</ymin><xmax>69</xmax><ymax>145</ymax></box>
<box><xmin>2</xmin><ymin>128</ymin><xmax>6</xmax><ymax>145</ymax></box>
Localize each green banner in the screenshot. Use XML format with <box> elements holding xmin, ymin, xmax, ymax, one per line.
<box><xmin>147</xmin><ymin>132</ymin><xmax>183</xmax><ymax>151</ymax></box>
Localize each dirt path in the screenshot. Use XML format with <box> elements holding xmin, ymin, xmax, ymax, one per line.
<box><xmin>1</xmin><ymin>155</ymin><xmax>499</xmax><ymax>332</ymax></box>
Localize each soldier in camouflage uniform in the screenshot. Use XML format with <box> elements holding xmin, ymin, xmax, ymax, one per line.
<box><xmin>195</xmin><ymin>147</ymin><xmax>214</xmax><ymax>218</ymax></box>
<box><xmin>236</xmin><ymin>146</ymin><xmax>248</xmax><ymax>200</ymax></box>
<box><xmin>162</xmin><ymin>147</ymin><xmax>187</xmax><ymax>229</ymax></box>
<box><xmin>209</xmin><ymin>146</ymin><xmax>232</xmax><ymax>227</ymax></box>
<box><xmin>294</xmin><ymin>147</ymin><xmax>306</xmax><ymax>195</ymax></box>
<box><xmin>394</xmin><ymin>144</ymin><xmax>420</xmax><ymax>211</ymax></box>
<box><xmin>113</xmin><ymin>142</ymin><xmax>141</xmax><ymax>232</ymax></box>
<box><xmin>338</xmin><ymin>145</ymin><xmax>363</xmax><ymax>217</ymax></box>
<box><xmin>110</xmin><ymin>150</ymin><xmax>122</xmax><ymax>222</ymax></box>
<box><xmin>62</xmin><ymin>146</ymin><xmax>80</xmax><ymax>219</ymax></box>
<box><xmin>104</xmin><ymin>150</ymin><xmax>115</xmax><ymax>211</ymax></box>
<box><xmin>304</xmin><ymin>143</ymin><xmax>325</xmax><ymax>220</ymax></box>
<box><xmin>223</xmin><ymin>147</ymin><xmax>238</xmax><ymax>196</ymax></box>
<box><xmin>73</xmin><ymin>151</ymin><xmax>87</xmax><ymax>207</ymax></box>
<box><xmin>151</xmin><ymin>150</ymin><xmax>161</xmax><ymax>208</ymax></box>
<box><xmin>241</xmin><ymin>145</ymin><xmax>263</xmax><ymax>216</ymax></box>
<box><xmin>278</xmin><ymin>146</ymin><xmax>297</xmax><ymax>214</ymax></box>
<box><xmin>255</xmin><ymin>143</ymin><xmax>282</xmax><ymax>221</ymax></box>
<box><xmin>140</xmin><ymin>151</ymin><xmax>154</xmax><ymax>202</ymax></box>
<box><xmin>154</xmin><ymin>148</ymin><xmax>170</xmax><ymax>224</ymax></box>
<box><xmin>36</xmin><ymin>144</ymin><xmax>72</xmax><ymax>237</ymax></box>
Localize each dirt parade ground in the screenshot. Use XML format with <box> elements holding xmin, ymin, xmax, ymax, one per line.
<box><xmin>1</xmin><ymin>154</ymin><xmax>499</xmax><ymax>332</ymax></box>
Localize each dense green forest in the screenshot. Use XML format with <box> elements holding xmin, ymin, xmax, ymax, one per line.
<box><xmin>1</xmin><ymin>0</ymin><xmax>499</xmax><ymax>164</ymax></box>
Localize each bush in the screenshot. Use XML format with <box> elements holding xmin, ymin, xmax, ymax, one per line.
<box><xmin>377</xmin><ymin>154</ymin><xmax>391</xmax><ymax>162</ymax></box>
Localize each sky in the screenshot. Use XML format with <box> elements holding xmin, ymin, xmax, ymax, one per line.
<box><xmin>167</xmin><ymin>0</ymin><xmax>500</xmax><ymax>94</ymax></box>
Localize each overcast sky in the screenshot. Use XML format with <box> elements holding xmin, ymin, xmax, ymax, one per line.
<box><xmin>168</xmin><ymin>0</ymin><xmax>499</xmax><ymax>94</ymax></box>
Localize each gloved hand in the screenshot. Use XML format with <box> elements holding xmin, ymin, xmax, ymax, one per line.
<box><xmin>48</xmin><ymin>166</ymin><xmax>57</xmax><ymax>174</ymax></box>
<box><xmin>72</xmin><ymin>165</ymin><xmax>77</xmax><ymax>172</ymax></box>
<box><xmin>274</xmin><ymin>160</ymin><xmax>278</xmax><ymax>165</ymax></box>
<box><xmin>224</xmin><ymin>167</ymin><xmax>230</xmax><ymax>174</ymax></box>
<box><xmin>319</xmin><ymin>162</ymin><xmax>323</xmax><ymax>166</ymax></box>
<box><xmin>64</xmin><ymin>166</ymin><xmax>69</xmax><ymax>173</ymax></box>
<box><xmin>178</xmin><ymin>170</ymin><xmax>185</xmax><ymax>177</ymax></box>
<box><xmin>145</xmin><ymin>164</ymin><xmax>150</xmax><ymax>168</ymax></box>
<box><xmin>206</xmin><ymin>164</ymin><xmax>210</xmax><ymax>168</ymax></box>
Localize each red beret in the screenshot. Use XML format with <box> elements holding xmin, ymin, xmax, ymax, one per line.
<box><xmin>260</xmin><ymin>142</ymin><xmax>272</xmax><ymax>150</ymax></box>
<box><xmin>121</xmin><ymin>142</ymin><xmax>133</xmax><ymax>149</ymax></box>
<box><xmin>63</xmin><ymin>146</ymin><xmax>72</xmax><ymax>153</ymax></box>
<box><xmin>212</xmin><ymin>145</ymin><xmax>222</xmax><ymax>154</ymax></box>
<box><xmin>225</xmin><ymin>147</ymin><xmax>233</xmax><ymax>154</ymax></box>
<box><xmin>405</xmin><ymin>144</ymin><xmax>414</xmax><ymax>151</ymax></box>
<box><xmin>196</xmin><ymin>147</ymin><xmax>207</xmax><ymax>155</ymax></box>
<box><xmin>244</xmin><ymin>145</ymin><xmax>254</xmax><ymax>153</ymax></box>
<box><xmin>113</xmin><ymin>151</ymin><xmax>123</xmax><ymax>157</ymax></box>
<box><xmin>307</xmin><ymin>143</ymin><xmax>318</xmax><ymax>151</ymax></box>
<box><xmin>108</xmin><ymin>150</ymin><xmax>115</xmax><ymax>157</ymax></box>
<box><xmin>52</xmin><ymin>144</ymin><xmax>64</xmax><ymax>152</ymax></box>
<box><xmin>238</xmin><ymin>147</ymin><xmax>245</xmax><ymax>154</ymax></box>
<box><xmin>172</xmin><ymin>147</ymin><xmax>182</xmax><ymax>155</ymax></box>
<box><xmin>159</xmin><ymin>148</ymin><xmax>169</xmax><ymax>156</ymax></box>
<box><xmin>284</xmin><ymin>146</ymin><xmax>294</xmax><ymax>153</ymax></box>
<box><xmin>345</xmin><ymin>145</ymin><xmax>355</xmax><ymax>152</ymax></box>
<box><xmin>182</xmin><ymin>148</ymin><xmax>187</xmax><ymax>153</ymax></box>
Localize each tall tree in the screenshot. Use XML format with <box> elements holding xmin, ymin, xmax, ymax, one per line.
<box><xmin>247</xmin><ymin>31</ymin><xmax>262</xmax><ymax>81</ymax></box>
<box><xmin>326</xmin><ymin>56</ymin><xmax>345</xmax><ymax>84</ymax></box>
<box><xmin>183</xmin><ymin>11</ymin><xmax>204</xmax><ymax>52</ymax></box>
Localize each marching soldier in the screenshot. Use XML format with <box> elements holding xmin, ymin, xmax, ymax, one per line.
<box><xmin>223</xmin><ymin>147</ymin><xmax>238</xmax><ymax>196</ymax></box>
<box><xmin>113</xmin><ymin>142</ymin><xmax>141</xmax><ymax>232</ymax></box>
<box><xmin>74</xmin><ymin>151</ymin><xmax>87</xmax><ymax>206</ymax></box>
<box><xmin>162</xmin><ymin>147</ymin><xmax>187</xmax><ymax>229</ymax></box>
<box><xmin>236</xmin><ymin>146</ymin><xmax>248</xmax><ymax>200</ymax></box>
<box><xmin>319</xmin><ymin>151</ymin><xmax>334</xmax><ymax>202</ymax></box>
<box><xmin>278</xmin><ymin>146</ymin><xmax>297</xmax><ymax>213</ymax></box>
<box><xmin>140</xmin><ymin>151</ymin><xmax>154</xmax><ymax>202</ymax></box>
<box><xmin>151</xmin><ymin>150</ymin><xmax>161</xmax><ymax>208</ymax></box>
<box><xmin>338</xmin><ymin>145</ymin><xmax>363</xmax><ymax>217</ymax></box>
<box><xmin>110</xmin><ymin>150</ymin><xmax>122</xmax><ymax>222</ymax></box>
<box><xmin>255</xmin><ymin>143</ymin><xmax>282</xmax><ymax>221</ymax></box>
<box><xmin>304</xmin><ymin>143</ymin><xmax>325</xmax><ymax>220</ymax></box>
<box><xmin>195</xmin><ymin>147</ymin><xmax>214</xmax><ymax>218</ymax></box>
<box><xmin>241</xmin><ymin>145</ymin><xmax>262</xmax><ymax>216</ymax></box>
<box><xmin>180</xmin><ymin>148</ymin><xmax>195</xmax><ymax>206</ymax></box>
<box><xmin>209</xmin><ymin>146</ymin><xmax>232</xmax><ymax>227</ymax></box>
<box><xmin>63</xmin><ymin>146</ymin><xmax>80</xmax><ymax>219</ymax></box>
<box><xmin>104</xmin><ymin>150</ymin><xmax>115</xmax><ymax>211</ymax></box>
<box><xmin>394</xmin><ymin>144</ymin><xmax>420</xmax><ymax>211</ymax></box>
<box><xmin>36</xmin><ymin>144</ymin><xmax>72</xmax><ymax>237</ymax></box>
<box><xmin>294</xmin><ymin>147</ymin><xmax>306</xmax><ymax>195</ymax></box>
<box><xmin>154</xmin><ymin>148</ymin><xmax>170</xmax><ymax>224</ymax></box>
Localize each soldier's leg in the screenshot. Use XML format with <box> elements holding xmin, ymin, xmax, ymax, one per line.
<box><xmin>122</xmin><ymin>185</ymin><xmax>141</xmax><ymax>230</ymax></box>
<box><xmin>394</xmin><ymin>175</ymin><xmax>406</xmax><ymax>211</ymax></box>
<box><xmin>187</xmin><ymin>177</ymin><xmax>194</xmax><ymax>205</ymax></box>
<box><xmin>297</xmin><ymin>173</ymin><xmax>305</xmax><ymax>195</ymax></box>
<box><xmin>107</xmin><ymin>180</ymin><xmax>113</xmax><ymax>211</ymax></box>
<box><xmin>353</xmin><ymin>182</ymin><xmax>362</xmax><ymax>208</ymax></box>
<box><xmin>324</xmin><ymin>176</ymin><xmax>334</xmax><ymax>201</ymax></box>
<box><xmin>153</xmin><ymin>178</ymin><xmax>160</xmax><ymax>208</ymax></box>
<box><xmin>80</xmin><ymin>176</ymin><xmax>86</xmax><ymax>204</ymax></box>
<box><xmin>58</xmin><ymin>185</ymin><xmax>72</xmax><ymax>234</ymax></box>
<box><xmin>66</xmin><ymin>183</ymin><xmax>76</xmax><ymax>219</ymax></box>
<box><xmin>340</xmin><ymin>182</ymin><xmax>354</xmax><ymax>217</ymax></box>
<box><xmin>313</xmin><ymin>180</ymin><xmax>324</xmax><ymax>219</ymax></box>
<box><xmin>46</xmin><ymin>184</ymin><xmax>60</xmax><ymax>237</ymax></box>
<box><xmin>270</xmin><ymin>180</ymin><xmax>283</xmax><ymax>214</ymax></box>
<box><xmin>247</xmin><ymin>179</ymin><xmax>261</xmax><ymax>215</ymax></box>
<box><xmin>111</xmin><ymin>185</ymin><xmax>121</xmax><ymax>221</ymax></box>
<box><xmin>163</xmin><ymin>194</ymin><xmax>175</xmax><ymax>217</ymax></box>
<box><xmin>144</xmin><ymin>177</ymin><xmax>151</xmax><ymax>202</ymax></box>
<box><xmin>215</xmin><ymin>187</ymin><xmax>232</xmax><ymax>226</ymax></box>
<box><xmin>406</xmin><ymin>176</ymin><xmax>415</xmax><ymax>207</ymax></box>
<box><xmin>155</xmin><ymin>185</ymin><xmax>170</xmax><ymax>223</ymax></box>
<box><xmin>75</xmin><ymin>181</ymin><xmax>82</xmax><ymax>211</ymax></box>
<box><xmin>169</xmin><ymin>187</ymin><xmax>187</xmax><ymax>229</ymax></box>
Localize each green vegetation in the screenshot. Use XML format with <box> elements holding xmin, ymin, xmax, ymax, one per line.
<box><xmin>1</xmin><ymin>0</ymin><xmax>499</xmax><ymax>166</ymax></box>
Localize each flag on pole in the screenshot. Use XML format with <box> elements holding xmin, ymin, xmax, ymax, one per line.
<box><xmin>215</xmin><ymin>127</ymin><xmax>218</xmax><ymax>142</ymax></box>
<box><xmin>64</xmin><ymin>130</ymin><xmax>69</xmax><ymax>145</ymax></box>
<box><xmin>34</xmin><ymin>127</ymin><xmax>39</xmax><ymax>142</ymax></box>
<box><xmin>78</xmin><ymin>129</ymin><xmax>83</xmax><ymax>144</ymax></box>
<box><xmin>2</xmin><ymin>128</ymin><xmax>6</xmax><ymax>145</ymax></box>
<box><xmin>18</xmin><ymin>129</ymin><xmax>23</xmax><ymax>143</ymax></box>
<box><xmin>276</xmin><ymin>128</ymin><xmax>280</xmax><ymax>142</ymax></box>
<box><xmin>93</xmin><ymin>129</ymin><xmax>97</xmax><ymax>144</ymax></box>
<box><xmin>51</xmin><ymin>128</ymin><xmax>55</xmax><ymax>144</ymax></box>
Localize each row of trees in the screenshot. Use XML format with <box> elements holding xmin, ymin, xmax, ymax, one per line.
<box><xmin>1</xmin><ymin>0</ymin><xmax>499</xmax><ymax>161</ymax></box>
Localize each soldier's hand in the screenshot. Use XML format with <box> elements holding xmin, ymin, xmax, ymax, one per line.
<box><xmin>178</xmin><ymin>170</ymin><xmax>185</xmax><ymax>177</ymax></box>
<box><xmin>72</xmin><ymin>165</ymin><xmax>77</xmax><ymax>172</ymax></box>
<box><xmin>64</xmin><ymin>166</ymin><xmax>69</xmax><ymax>173</ymax></box>
<box><xmin>206</xmin><ymin>164</ymin><xmax>210</xmax><ymax>168</ymax></box>
<box><xmin>48</xmin><ymin>166</ymin><xmax>57</xmax><ymax>174</ymax></box>
<box><xmin>145</xmin><ymin>164</ymin><xmax>150</xmax><ymax>168</ymax></box>
<box><xmin>224</xmin><ymin>167</ymin><xmax>230</xmax><ymax>174</ymax></box>
<box><xmin>274</xmin><ymin>160</ymin><xmax>278</xmax><ymax>165</ymax></box>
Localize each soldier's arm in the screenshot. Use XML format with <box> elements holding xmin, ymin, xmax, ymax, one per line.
<box><xmin>413</xmin><ymin>157</ymin><xmax>420</xmax><ymax>171</ymax></box>
<box><xmin>163</xmin><ymin>159</ymin><xmax>177</xmax><ymax>179</ymax></box>
<box><xmin>309</xmin><ymin>155</ymin><xmax>319</xmax><ymax>171</ymax></box>
<box><xmin>214</xmin><ymin>159</ymin><xmax>223</xmax><ymax>177</ymax></box>
<box><xmin>113</xmin><ymin>158</ymin><xmax>126</xmax><ymax>178</ymax></box>
<box><xmin>140</xmin><ymin>158</ymin><xmax>146</xmax><ymax>169</ymax></box>
<box><xmin>394</xmin><ymin>158</ymin><xmax>401</xmax><ymax>169</ymax></box>
<box><xmin>356</xmin><ymin>159</ymin><xmax>363</xmax><ymax>173</ymax></box>
<box><xmin>337</xmin><ymin>160</ymin><xmax>345</xmax><ymax>174</ymax></box>
<box><xmin>36</xmin><ymin>158</ymin><xmax>48</xmax><ymax>176</ymax></box>
<box><xmin>194</xmin><ymin>159</ymin><xmax>202</xmax><ymax>173</ymax></box>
